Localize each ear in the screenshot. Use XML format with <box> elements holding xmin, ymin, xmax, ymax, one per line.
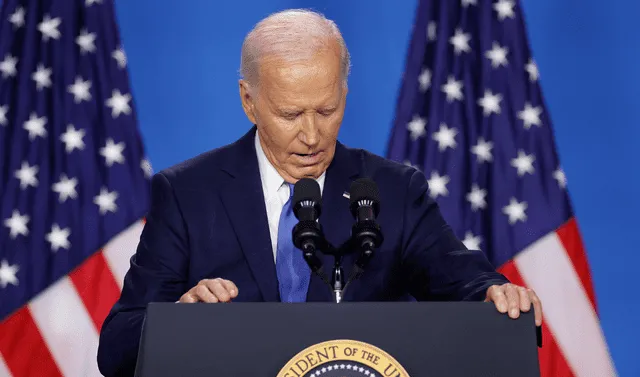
<box><xmin>239</xmin><ymin>79</ymin><xmax>257</xmax><ymax>124</ymax></box>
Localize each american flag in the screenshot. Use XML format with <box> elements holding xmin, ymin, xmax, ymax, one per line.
<box><xmin>387</xmin><ymin>1</ymin><xmax>617</xmax><ymax>376</ymax></box>
<box><xmin>0</xmin><ymin>0</ymin><xmax>150</xmax><ymax>376</ymax></box>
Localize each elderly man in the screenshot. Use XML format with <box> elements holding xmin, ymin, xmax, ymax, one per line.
<box><xmin>97</xmin><ymin>8</ymin><xmax>542</xmax><ymax>377</ymax></box>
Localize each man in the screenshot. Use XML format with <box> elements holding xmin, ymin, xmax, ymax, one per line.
<box><xmin>97</xmin><ymin>9</ymin><xmax>542</xmax><ymax>377</ymax></box>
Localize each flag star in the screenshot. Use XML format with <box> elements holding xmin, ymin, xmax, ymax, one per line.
<box><xmin>23</xmin><ymin>112</ymin><xmax>48</xmax><ymax>140</ymax></box>
<box><xmin>106</xmin><ymin>89</ymin><xmax>132</xmax><ymax>118</ymax></box>
<box><xmin>68</xmin><ymin>76</ymin><xmax>92</xmax><ymax>103</ymax></box>
<box><xmin>427</xmin><ymin>21</ymin><xmax>437</xmax><ymax>42</ymax></box>
<box><xmin>86</xmin><ymin>0</ymin><xmax>103</xmax><ymax>5</ymax></box>
<box><xmin>100</xmin><ymin>138</ymin><xmax>126</xmax><ymax>166</ymax></box>
<box><xmin>0</xmin><ymin>54</ymin><xmax>18</xmax><ymax>78</ymax></box>
<box><xmin>32</xmin><ymin>64</ymin><xmax>52</xmax><ymax>90</ymax></box>
<box><xmin>52</xmin><ymin>174</ymin><xmax>79</xmax><ymax>202</ymax></box>
<box><xmin>553</xmin><ymin>168</ymin><xmax>567</xmax><ymax>189</ymax></box>
<box><xmin>427</xmin><ymin>171</ymin><xmax>450</xmax><ymax>198</ymax></box>
<box><xmin>503</xmin><ymin>197</ymin><xmax>527</xmax><ymax>224</ymax></box>
<box><xmin>403</xmin><ymin>160</ymin><xmax>420</xmax><ymax>170</ymax></box>
<box><xmin>418</xmin><ymin>67</ymin><xmax>431</xmax><ymax>92</ymax></box>
<box><xmin>46</xmin><ymin>224</ymin><xmax>71</xmax><ymax>252</ymax></box>
<box><xmin>94</xmin><ymin>187</ymin><xmax>118</xmax><ymax>214</ymax></box>
<box><xmin>518</xmin><ymin>102</ymin><xmax>543</xmax><ymax>129</ymax></box>
<box><xmin>0</xmin><ymin>260</ymin><xmax>19</xmax><ymax>288</ymax></box>
<box><xmin>494</xmin><ymin>0</ymin><xmax>516</xmax><ymax>21</ymax></box>
<box><xmin>112</xmin><ymin>46</ymin><xmax>127</xmax><ymax>69</ymax></box>
<box><xmin>76</xmin><ymin>29</ymin><xmax>96</xmax><ymax>54</ymax></box>
<box><xmin>511</xmin><ymin>150</ymin><xmax>535</xmax><ymax>176</ymax></box>
<box><xmin>441</xmin><ymin>75</ymin><xmax>464</xmax><ymax>102</ymax></box>
<box><xmin>466</xmin><ymin>184</ymin><xmax>487</xmax><ymax>211</ymax></box>
<box><xmin>432</xmin><ymin>123</ymin><xmax>458</xmax><ymax>151</ymax></box>
<box><xmin>0</xmin><ymin>104</ymin><xmax>8</xmax><ymax>126</ymax></box>
<box><xmin>485</xmin><ymin>42</ymin><xmax>509</xmax><ymax>68</ymax></box>
<box><xmin>60</xmin><ymin>124</ymin><xmax>86</xmax><ymax>153</ymax></box>
<box><xmin>450</xmin><ymin>28</ymin><xmax>471</xmax><ymax>55</ymax></box>
<box><xmin>14</xmin><ymin>161</ymin><xmax>39</xmax><ymax>189</ymax></box>
<box><xmin>38</xmin><ymin>14</ymin><xmax>61</xmax><ymax>41</ymax></box>
<box><xmin>462</xmin><ymin>231</ymin><xmax>482</xmax><ymax>250</ymax></box>
<box><xmin>462</xmin><ymin>0</ymin><xmax>477</xmax><ymax>6</ymax></box>
<box><xmin>477</xmin><ymin>90</ymin><xmax>502</xmax><ymax>116</ymax></box>
<box><xmin>407</xmin><ymin>115</ymin><xmax>426</xmax><ymax>140</ymax></box>
<box><xmin>525</xmin><ymin>59</ymin><xmax>539</xmax><ymax>81</ymax></box>
<box><xmin>9</xmin><ymin>6</ymin><xmax>26</xmax><ymax>29</ymax></box>
<box><xmin>3</xmin><ymin>210</ymin><xmax>29</xmax><ymax>238</ymax></box>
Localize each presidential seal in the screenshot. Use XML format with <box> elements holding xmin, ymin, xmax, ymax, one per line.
<box><xmin>276</xmin><ymin>339</ymin><xmax>410</xmax><ymax>377</ymax></box>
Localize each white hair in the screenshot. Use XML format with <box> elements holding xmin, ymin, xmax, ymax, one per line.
<box><xmin>239</xmin><ymin>9</ymin><xmax>351</xmax><ymax>91</ymax></box>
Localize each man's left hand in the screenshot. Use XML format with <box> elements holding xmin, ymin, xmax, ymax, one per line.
<box><xmin>485</xmin><ymin>283</ymin><xmax>542</xmax><ymax>326</ymax></box>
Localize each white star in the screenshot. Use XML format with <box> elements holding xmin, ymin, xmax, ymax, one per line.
<box><xmin>0</xmin><ymin>54</ymin><xmax>18</xmax><ymax>78</ymax></box>
<box><xmin>141</xmin><ymin>158</ymin><xmax>153</xmax><ymax>178</ymax></box>
<box><xmin>106</xmin><ymin>89</ymin><xmax>132</xmax><ymax>118</ymax></box>
<box><xmin>525</xmin><ymin>59</ymin><xmax>539</xmax><ymax>81</ymax></box>
<box><xmin>32</xmin><ymin>64</ymin><xmax>52</xmax><ymax>90</ymax></box>
<box><xmin>23</xmin><ymin>112</ymin><xmax>48</xmax><ymax>140</ymax></box>
<box><xmin>60</xmin><ymin>124</ymin><xmax>86</xmax><ymax>153</ymax></box>
<box><xmin>86</xmin><ymin>0</ymin><xmax>103</xmax><ymax>5</ymax></box>
<box><xmin>553</xmin><ymin>168</ymin><xmax>567</xmax><ymax>189</ymax></box>
<box><xmin>100</xmin><ymin>138</ymin><xmax>126</xmax><ymax>166</ymax></box>
<box><xmin>3</xmin><ymin>210</ymin><xmax>29</xmax><ymax>238</ymax></box>
<box><xmin>462</xmin><ymin>231</ymin><xmax>482</xmax><ymax>250</ymax></box>
<box><xmin>52</xmin><ymin>174</ymin><xmax>78</xmax><ymax>202</ymax></box>
<box><xmin>38</xmin><ymin>14</ymin><xmax>61</xmax><ymax>41</ymax></box>
<box><xmin>9</xmin><ymin>7</ymin><xmax>26</xmax><ymax>29</ymax></box>
<box><xmin>427</xmin><ymin>21</ymin><xmax>437</xmax><ymax>42</ymax></box>
<box><xmin>471</xmin><ymin>138</ymin><xmax>493</xmax><ymax>163</ymax></box>
<box><xmin>46</xmin><ymin>224</ymin><xmax>71</xmax><ymax>252</ymax></box>
<box><xmin>0</xmin><ymin>104</ymin><xmax>8</xmax><ymax>126</ymax></box>
<box><xmin>477</xmin><ymin>90</ymin><xmax>502</xmax><ymax>116</ymax></box>
<box><xmin>339</xmin><ymin>364</ymin><xmax>346</xmax><ymax>369</ymax></box>
<box><xmin>112</xmin><ymin>47</ymin><xmax>127</xmax><ymax>69</ymax></box>
<box><xmin>450</xmin><ymin>28</ymin><xmax>471</xmax><ymax>55</ymax></box>
<box><xmin>511</xmin><ymin>150</ymin><xmax>535</xmax><ymax>176</ymax></box>
<box><xmin>518</xmin><ymin>102</ymin><xmax>543</xmax><ymax>129</ymax></box>
<box><xmin>0</xmin><ymin>260</ymin><xmax>19</xmax><ymax>288</ymax></box>
<box><xmin>14</xmin><ymin>161</ymin><xmax>39</xmax><ymax>189</ymax></box>
<box><xmin>427</xmin><ymin>171</ymin><xmax>450</xmax><ymax>198</ymax></box>
<box><xmin>67</xmin><ymin>76</ymin><xmax>92</xmax><ymax>103</ymax></box>
<box><xmin>494</xmin><ymin>0</ymin><xmax>516</xmax><ymax>20</ymax></box>
<box><xmin>418</xmin><ymin>67</ymin><xmax>431</xmax><ymax>92</ymax></box>
<box><xmin>432</xmin><ymin>123</ymin><xmax>458</xmax><ymax>151</ymax></box>
<box><xmin>94</xmin><ymin>187</ymin><xmax>118</xmax><ymax>215</ymax></box>
<box><xmin>462</xmin><ymin>0</ymin><xmax>477</xmax><ymax>6</ymax></box>
<box><xmin>441</xmin><ymin>75</ymin><xmax>464</xmax><ymax>102</ymax></box>
<box><xmin>466</xmin><ymin>184</ymin><xmax>487</xmax><ymax>211</ymax></box>
<box><xmin>485</xmin><ymin>42</ymin><xmax>508</xmax><ymax>68</ymax></box>
<box><xmin>407</xmin><ymin>115</ymin><xmax>426</xmax><ymax>140</ymax></box>
<box><xmin>76</xmin><ymin>29</ymin><xmax>96</xmax><ymax>54</ymax></box>
<box><xmin>503</xmin><ymin>197</ymin><xmax>527</xmax><ymax>224</ymax></box>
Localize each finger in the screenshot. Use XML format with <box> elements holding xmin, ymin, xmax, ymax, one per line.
<box><xmin>206</xmin><ymin>279</ymin><xmax>232</xmax><ymax>302</ymax></box>
<box><xmin>504</xmin><ymin>284</ymin><xmax>520</xmax><ymax>319</ymax></box>
<box><xmin>179</xmin><ymin>292</ymin><xmax>199</xmax><ymax>304</ymax></box>
<box><xmin>518</xmin><ymin>286</ymin><xmax>531</xmax><ymax>312</ymax></box>
<box><xmin>487</xmin><ymin>285</ymin><xmax>508</xmax><ymax>313</ymax></box>
<box><xmin>194</xmin><ymin>283</ymin><xmax>219</xmax><ymax>303</ymax></box>
<box><xmin>529</xmin><ymin>289</ymin><xmax>543</xmax><ymax>326</ymax></box>
<box><xmin>219</xmin><ymin>279</ymin><xmax>239</xmax><ymax>298</ymax></box>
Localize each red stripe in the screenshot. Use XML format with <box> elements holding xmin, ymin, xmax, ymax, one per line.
<box><xmin>498</xmin><ymin>260</ymin><xmax>575</xmax><ymax>377</ymax></box>
<box><xmin>69</xmin><ymin>251</ymin><xmax>121</xmax><ymax>332</ymax></box>
<box><xmin>0</xmin><ymin>307</ymin><xmax>63</xmax><ymax>377</ymax></box>
<box><xmin>556</xmin><ymin>218</ymin><xmax>598</xmax><ymax>312</ymax></box>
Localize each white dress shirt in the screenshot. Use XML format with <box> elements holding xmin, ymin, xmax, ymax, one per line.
<box><xmin>254</xmin><ymin>132</ymin><xmax>325</xmax><ymax>261</ymax></box>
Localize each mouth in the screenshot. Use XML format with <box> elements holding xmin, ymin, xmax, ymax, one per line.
<box><xmin>293</xmin><ymin>151</ymin><xmax>323</xmax><ymax>165</ymax></box>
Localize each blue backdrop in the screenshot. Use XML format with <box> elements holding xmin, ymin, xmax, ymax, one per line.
<box><xmin>114</xmin><ymin>1</ymin><xmax>639</xmax><ymax>375</ymax></box>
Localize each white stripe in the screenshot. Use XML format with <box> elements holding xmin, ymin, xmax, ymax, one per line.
<box><xmin>28</xmin><ymin>277</ymin><xmax>103</xmax><ymax>377</ymax></box>
<box><xmin>0</xmin><ymin>354</ymin><xmax>12</xmax><ymax>377</ymax></box>
<box><xmin>103</xmin><ymin>219</ymin><xmax>145</xmax><ymax>288</ymax></box>
<box><xmin>514</xmin><ymin>231</ymin><xmax>617</xmax><ymax>377</ymax></box>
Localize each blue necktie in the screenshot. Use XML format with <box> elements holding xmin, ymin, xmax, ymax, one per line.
<box><xmin>276</xmin><ymin>183</ymin><xmax>311</xmax><ymax>302</ymax></box>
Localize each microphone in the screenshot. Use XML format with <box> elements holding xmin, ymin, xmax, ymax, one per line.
<box><xmin>292</xmin><ymin>178</ymin><xmax>326</xmax><ymax>277</ymax></box>
<box><xmin>348</xmin><ymin>178</ymin><xmax>383</xmax><ymax>275</ymax></box>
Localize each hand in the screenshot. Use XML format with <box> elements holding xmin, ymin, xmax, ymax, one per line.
<box><xmin>484</xmin><ymin>283</ymin><xmax>542</xmax><ymax>326</ymax></box>
<box><xmin>178</xmin><ymin>278</ymin><xmax>239</xmax><ymax>303</ymax></box>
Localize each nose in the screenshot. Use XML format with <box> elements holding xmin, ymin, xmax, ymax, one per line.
<box><xmin>298</xmin><ymin>113</ymin><xmax>319</xmax><ymax>148</ymax></box>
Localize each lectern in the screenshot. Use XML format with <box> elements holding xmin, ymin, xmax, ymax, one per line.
<box><xmin>133</xmin><ymin>302</ymin><xmax>540</xmax><ymax>377</ymax></box>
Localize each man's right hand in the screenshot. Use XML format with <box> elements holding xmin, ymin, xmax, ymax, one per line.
<box><xmin>178</xmin><ymin>278</ymin><xmax>238</xmax><ymax>303</ymax></box>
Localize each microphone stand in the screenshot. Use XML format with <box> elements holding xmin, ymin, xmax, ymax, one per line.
<box><xmin>332</xmin><ymin>256</ymin><xmax>345</xmax><ymax>303</ymax></box>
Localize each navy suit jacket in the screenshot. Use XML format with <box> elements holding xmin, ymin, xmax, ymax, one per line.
<box><xmin>97</xmin><ymin>126</ymin><xmax>509</xmax><ymax>376</ymax></box>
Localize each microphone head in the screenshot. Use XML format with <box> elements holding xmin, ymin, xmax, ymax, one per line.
<box><xmin>293</xmin><ymin>178</ymin><xmax>322</xmax><ymax>219</ymax></box>
<box><xmin>349</xmin><ymin>178</ymin><xmax>380</xmax><ymax>217</ymax></box>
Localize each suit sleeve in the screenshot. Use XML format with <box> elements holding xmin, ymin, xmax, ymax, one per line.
<box><xmin>97</xmin><ymin>172</ymin><xmax>190</xmax><ymax>377</ymax></box>
<box><xmin>399</xmin><ymin>168</ymin><xmax>510</xmax><ymax>301</ymax></box>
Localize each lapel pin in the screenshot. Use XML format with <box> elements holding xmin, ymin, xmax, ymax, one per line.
<box><xmin>342</xmin><ymin>191</ymin><xmax>350</xmax><ymax>199</ymax></box>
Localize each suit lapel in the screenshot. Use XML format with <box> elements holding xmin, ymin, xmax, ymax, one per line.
<box><xmin>219</xmin><ymin>127</ymin><xmax>279</xmax><ymax>302</ymax></box>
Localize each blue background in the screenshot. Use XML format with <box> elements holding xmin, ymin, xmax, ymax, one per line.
<box><xmin>113</xmin><ymin>1</ymin><xmax>639</xmax><ymax>375</ymax></box>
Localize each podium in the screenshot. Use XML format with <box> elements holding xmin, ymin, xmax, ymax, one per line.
<box><xmin>134</xmin><ymin>302</ymin><xmax>541</xmax><ymax>377</ymax></box>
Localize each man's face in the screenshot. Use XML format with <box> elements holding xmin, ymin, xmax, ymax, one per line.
<box><xmin>239</xmin><ymin>41</ymin><xmax>347</xmax><ymax>183</ymax></box>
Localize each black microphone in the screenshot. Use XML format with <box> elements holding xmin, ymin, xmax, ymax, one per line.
<box><xmin>292</xmin><ymin>178</ymin><xmax>326</xmax><ymax>276</ymax></box>
<box><xmin>348</xmin><ymin>178</ymin><xmax>383</xmax><ymax>273</ymax></box>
